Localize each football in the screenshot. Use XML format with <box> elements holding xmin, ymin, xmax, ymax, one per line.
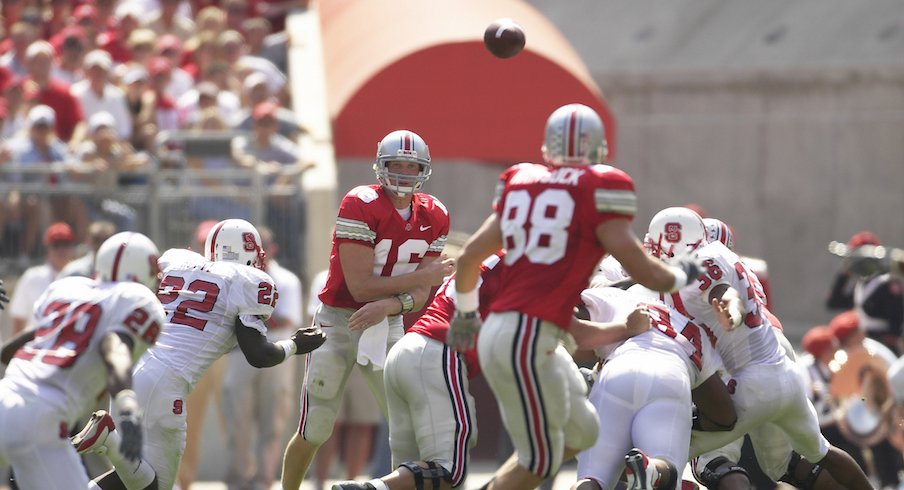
<box><xmin>483</xmin><ymin>19</ymin><xmax>526</xmax><ymax>59</ymax></box>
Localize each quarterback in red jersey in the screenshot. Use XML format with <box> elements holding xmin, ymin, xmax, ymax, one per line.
<box><xmin>449</xmin><ymin>104</ymin><xmax>700</xmax><ymax>490</ymax></box>
<box><xmin>281</xmin><ymin>130</ymin><xmax>455</xmax><ymax>490</ymax></box>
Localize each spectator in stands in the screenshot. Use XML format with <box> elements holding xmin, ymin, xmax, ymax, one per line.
<box><xmin>187</xmin><ymin>107</ymin><xmax>253</xmax><ymax>222</ymax></box>
<box><xmin>49</xmin><ymin>26</ymin><xmax>87</xmax><ymax>86</ymax></box>
<box><xmin>41</xmin><ymin>0</ymin><xmax>73</xmax><ymax>41</ymax></box>
<box><xmin>233</xmin><ymin>100</ymin><xmax>311</xmax><ymax>272</ymax></box>
<box><xmin>146</xmin><ymin>56</ymin><xmax>180</xmax><ymax>131</ymax></box>
<box><xmin>0</xmin><ymin>22</ymin><xmax>37</xmax><ymax>77</ymax></box>
<box><xmin>1</xmin><ymin>76</ymin><xmax>28</xmax><ymax>139</ymax></box>
<box><xmin>223</xmin><ymin>0</ymin><xmax>250</xmax><ymax>32</ymax></box>
<box><xmin>126</xmin><ymin>28</ymin><xmax>158</xmax><ymax>68</ymax></box>
<box><xmin>242</xmin><ymin>16</ymin><xmax>288</xmax><ymax>74</ymax></box>
<box><xmin>71</xmin><ymin>50</ymin><xmax>133</xmax><ymax>140</ymax></box>
<box><xmin>218</xmin><ymin>30</ymin><xmax>287</xmax><ymax>102</ymax></box>
<box><xmin>120</xmin><ymin>66</ymin><xmax>157</xmax><ymax>152</ymax></box>
<box><xmin>196</xmin><ymin>5</ymin><xmax>227</xmax><ymax>33</ymax></box>
<box><xmin>827</xmin><ymin>231</ymin><xmax>904</xmax><ymax>355</ymax></box>
<box><xmin>72</xmin><ymin>5</ymin><xmax>100</xmax><ymax>51</ymax></box>
<box><xmin>155</xmin><ymin>34</ymin><xmax>194</xmax><ymax>101</ymax></box>
<box><xmin>182</xmin><ymin>31</ymin><xmax>218</xmax><ymax>82</ymax></box>
<box><xmin>232</xmin><ymin>72</ymin><xmax>301</xmax><ymax>139</ymax></box>
<box><xmin>57</xmin><ymin>220</ymin><xmax>116</xmax><ymax>278</ymax></box>
<box><xmin>8</xmin><ymin>221</ymin><xmax>75</xmax><ymax>334</ymax></box>
<box><xmin>146</xmin><ymin>0</ymin><xmax>196</xmax><ymax>41</ymax></box>
<box><xmin>24</xmin><ymin>40</ymin><xmax>85</xmax><ymax>142</ymax></box>
<box><xmin>252</xmin><ymin>0</ymin><xmax>310</xmax><ymax>31</ymax></box>
<box><xmin>94</xmin><ymin>0</ymin><xmax>118</xmax><ymax>31</ymax></box>
<box><xmin>100</xmin><ymin>4</ymin><xmax>143</xmax><ymax>64</ymax></box>
<box><xmin>178</xmin><ymin>79</ymin><xmax>240</xmax><ymax>128</ymax></box>
<box><xmin>203</xmin><ymin>60</ymin><xmax>242</xmax><ymax>103</ymax></box>
<box><xmin>222</xmin><ymin>226</ymin><xmax>302</xmax><ymax>490</ymax></box>
<box><xmin>75</xmin><ymin>111</ymin><xmax>150</xmax><ymax>186</ymax></box>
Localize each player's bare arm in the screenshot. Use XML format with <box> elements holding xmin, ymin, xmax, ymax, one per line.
<box><xmin>455</xmin><ymin>214</ymin><xmax>504</xmax><ymax>297</ymax></box>
<box><xmin>692</xmin><ymin>373</ymin><xmax>738</xmax><ymax>432</ymax></box>
<box><xmin>709</xmin><ymin>283</ymin><xmax>745</xmax><ymax>331</ymax></box>
<box><xmin>234</xmin><ymin>317</ymin><xmax>326</xmax><ymax>368</ymax></box>
<box><xmin>0</xmin><ymin>329</ymin><xmax>36</xmax><ymax>365</ymax></box>
<box><xmin>100</xmin><ymin>332</ymin><xmax>137</xmax><ymax>396</ymax></box>
<box><xmin>568</xmin><ymin>304</ymin><xmax>651</xmax><ymax>350</ymax></box>
<box><xmin>339</xmin><ymin>242</ymin><xmax>454</xmax><ymax>303</ymax></box>
<box><xmin>597</xmin><ymin>218</ymin><xmax>682</xmax><ymax>292</ymax></box>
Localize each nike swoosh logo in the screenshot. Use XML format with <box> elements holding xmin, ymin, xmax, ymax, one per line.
<box><xmin>420</xmin><ymin>225</ymin><xmax>431</xmax><ymax>231</ymax></box>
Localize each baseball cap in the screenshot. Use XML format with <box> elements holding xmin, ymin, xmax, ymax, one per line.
<box><xmin>802</xmin><ymin>325</ymin><xmax>836</xmax><ymax>359</ymax></box>
<box><xmin>252</xmin><ymin>101</ymin><xmax>279</xmax><ymax>121</ymax></box>
<box><xmin>848</xmin><ymin>231</ymin><xmax>880</xmax><ymax>249</ymax></box>
<box><xmin>27</xmin><ymin>105</ymin><xmax>56</xmax><ymax>127</ymax></box>
<box><xmin>829</xmin><ymin>310</ymin><xmax>861</xmax><ymax>344</ymax></box>
<box><xmin>88</xmin><ymin>111</ymin><xmax>116</xmax><ymax>133</ymax></box>
<box><xmin>43</xmin><ymin>222</ymin><xmax>76</xmax><ymax>247</ymax></box>
<box><xmin>194</xmin><ymin>220</ymin><xmax>218</xmax><ymax>247</ymax></box>
<box><xmin>122</xmin><ymin>67</ymin><xmax>149</xmax><ymax>85</ymax></box>
<box><xmin>84</xmin><ymin>49</ymin><xmax>113</xmax><ymax>71</ymax></box>
<box><xmin>73</xmin><ymin>4</ymin><xmax>98</xmax><ymax>22</ymax></box>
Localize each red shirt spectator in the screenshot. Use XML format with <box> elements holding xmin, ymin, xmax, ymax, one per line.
<box><xmin>24</xmin><ymin>41</ymin><xmax>84</xmax><ymax>141</ymax></box>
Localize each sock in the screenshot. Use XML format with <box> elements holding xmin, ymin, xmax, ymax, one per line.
<box><xmin>102</xmin><ymin>429</ymin><xmax>156</xmax><ymax>489</ymax></box>
<box><xmin>366</xmin><ymin>479</ymin><xmax>389</xmax><ymax>490</ymax></box>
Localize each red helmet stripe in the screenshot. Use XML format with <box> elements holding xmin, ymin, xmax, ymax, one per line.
<box><xmin>208</xmin><ymin>221</ymin><xmax>226</xmax><ymax>260</ymax></box>
<box><xmin>566</xmin><ymin>109</ymin><xmax>578</xmax><ymax>158</ymax></box>
<box><xmin>110</xmin><ymin>240</ymin><xmax>128</xmax><ymax>281</ymax></box>
<box><xmin>719</xmin><ymin>222</ymin><xmax>729</xmax><ymax>244</ymax></box>
<box><xmin>404</xmin><ymin>131</ymin><xmax>413</xmax><ymax>151</ymax></box>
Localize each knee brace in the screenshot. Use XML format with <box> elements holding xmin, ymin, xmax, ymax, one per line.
<box><xmin>694</xmin><ymin>456</ymin><xmax>750</xmax><ymax>490</ymax></box>
<box><xmin>779</xmin><ymin>452</ymin><xmax>822</xmax><ymax>490</ymax></box>
<box><xmin>398</xmin><ymin>461</ymin><xmax>452</xmax><ymax>490</ymax></box>
<box><xmin>300</xmin><ymin>405</ymin><xmax>336</xmax><ymax>444</ymax></box>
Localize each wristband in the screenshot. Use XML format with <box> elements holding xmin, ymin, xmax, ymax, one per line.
<box><xmin>114</xmin><ymin>389</ymin><xmax>139</xmax><ymax>414</ymax></box>
<box><xmin>276</xmin><ymin>339</ymin><xmax>297</xmax><ymax>360</ymax></box>
<box><xmin>455</xmin><ymin>287</ymin><xmax>479</xmax><ymax>313</ymax></box>
<box><xmin>395</xmin><ymin>292</ymin><xmax>415</xmax><ymax>315</ymax></box>
<box><xmin>668</xmin><ymin>266</ymin><xmax>688</xmax><ymax>293</ymax></box>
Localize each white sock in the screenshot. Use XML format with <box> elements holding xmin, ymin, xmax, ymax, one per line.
<box><xmin>367</xmin><ymin>479</ymin><xmax>390</xmax><ymax>490</ymax></box>
<box><xmin>102</xmin><ymin>428</ymin><xmax>156</xmax><ymax>489</ymax></box>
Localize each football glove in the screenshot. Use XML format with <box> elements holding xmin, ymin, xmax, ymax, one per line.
<box><xmin>291</xmin><ymin>326</ymin><xmax>327</xmax><ymax>355</ymax></box>
<box><xmin>447</xmin><ymin>310</ymin><xmax>481</xmax><ymax>352</ymax></box>
<box><xmin>113</xmin><ymin>390</ymin><xmax>142</xmax><ymax>462</ymax></box>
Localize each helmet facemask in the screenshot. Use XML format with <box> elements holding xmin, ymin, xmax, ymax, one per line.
<box><xmin>374</xmin><ymin>130</ymin><xmax>431</xmax><ymax>196</ymax></box>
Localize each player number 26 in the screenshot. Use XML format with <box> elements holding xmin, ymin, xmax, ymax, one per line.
<box><xmin>500</xmin><ymin>189</ymin><xmax>574</xmax><ymax>265</ymax></box>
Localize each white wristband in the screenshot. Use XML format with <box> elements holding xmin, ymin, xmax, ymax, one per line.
<box><xmin>455</xmin><ymin>287</ymin><xmax>479</xmax><ymax>313</ymax></box>
<box><xmin>114</xmin><ymin>389</ymin><xmax>139</xmax><ymax>414</ymax></box>
<box><xmin>275</xmin><ymin>339</ymin><xmax>297</xmax><ymax>361</ymax></box>
<box><xmin>668</xmin><ymin>266</ymin><xmax>688</xmax><ymax>293</ymax></box>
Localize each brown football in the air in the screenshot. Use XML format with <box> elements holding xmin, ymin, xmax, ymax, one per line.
<box><xmin>484</xmin><ymin>19</ymin><xmax>526</xmax><ymax>59</ymax></box>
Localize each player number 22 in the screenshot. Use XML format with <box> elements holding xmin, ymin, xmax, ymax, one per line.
<box><xmin>501</xmin><ymin>189</ymin><xmax>574</xmax><ymax>265</ymax></box>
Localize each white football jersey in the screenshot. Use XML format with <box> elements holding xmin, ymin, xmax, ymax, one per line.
<box><xmin>152</xmin><ymin>249</ymin><xmax>277</xmax><ymax>388</ymax></box>
<box><xmin>3</xmin><ymin>276</ymin><xmax>164</xmax><ymax>424</ymax></box>
<box><xmin>662</xmin><ymin>241</ymin><xmax>784</xmax><ymax>374</ymax></box>
<box><xmin>580</xmin><ymin>287</ymin><xmax>721</xmax><ymax>388</ymax></box>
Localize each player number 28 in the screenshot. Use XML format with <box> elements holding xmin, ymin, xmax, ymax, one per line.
<box><xmin>500</xmin><ymin>189</ymin><xmax>574</xmax><ymax>265</ymax></box>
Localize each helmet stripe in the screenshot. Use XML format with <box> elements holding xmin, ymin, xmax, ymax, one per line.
<box><xmin>208</xmin><ymin>221</ymin><xmax>226</xmax><ymax>260</ymax></box>
<box><xmin>110</xmin><ymin>239</ymin><xmax>128</xmax><ymax>281</ymax></box>
<box><xmin>566</xmin><ymin>109</ymin><xmax>578</xmax><ymax>158</ymax></box>
<box><xmin>719</xmin><ymin>222</ymin><xmax>729</xmax><ymax>244</ymax></box>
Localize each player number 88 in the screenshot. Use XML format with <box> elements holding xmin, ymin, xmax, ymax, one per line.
<box><xmin>500</xmin><ymin>189</ymin><xmax>574</xmax><ymax>265</ymax></box>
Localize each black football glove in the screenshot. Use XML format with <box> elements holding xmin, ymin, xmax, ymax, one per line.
<box><xmin>291</xmin><ymin>326</ymin><xmax>326</xmax><ymax>354</ymax></box>
<box><xmin>113</xmin><ymin>390</ymin><xmax>142</xmax><ymax>462</ymax></box>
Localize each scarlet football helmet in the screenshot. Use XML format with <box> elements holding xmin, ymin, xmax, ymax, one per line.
<box><xmin>703</xmin><ymin>218</ymin><xmax>735</xmax><ymax>250</ymax></box>
<box><xmin>542</xmin><ymin>103</ymin><xmax>607</xmax><ymax>166</ymax></box>
<box><xmin>374</xmin><ymin>130</ymin><xmax>431</xmax><ymax>195</ymax></box>
<box><xmin>205</xmin><ymin>219</ymin><xmax>266</xmax><ymax>269</ymax></box>
<box><xmin>647</xmin><ymin>207</ymin><xmax>706</xmax><ymax>264</ymax></box>
<box><xmin>94</xmin><ymin>232</ymin><xmax>161</xmax><ymax>290</ymax></box>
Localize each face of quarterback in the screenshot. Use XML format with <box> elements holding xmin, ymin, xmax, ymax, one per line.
<box><xmin>384</xmin><ymin>160</ymin><xmax>421</xmax><ymax>191</ymax></box>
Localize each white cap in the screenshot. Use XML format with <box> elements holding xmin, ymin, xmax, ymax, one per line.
<box><xmin>28</xmin><ymin>105</ymin><xmax>56</xmax><ymax>127</ymax></box>
<box><xmin>88</xmin><ymin>111</ymin><xmax>116</xmax><ymax>133</ymax></box>
<box><xmin>84</xmin><ymin>49</ymin><xmax>113</xmax><ymax>71</ymax></box>
<box><xmin>25</xmin><ymin>41</ymin><xmax>54</xmax><ymax>61</ymax></box>
<box><xmin>114</xmin><ymin>2</ymin><xmax>142</xmax><ymax>20</ymax></box>
<box><xmin>243</xmin><ymin>72</ymin><xmax>268</xmax><ymax>93</ymax></box>
<box><xmin>122</xmin><ymin>66</ymin><xmax>148</xmax><ymax>85</ymax></box>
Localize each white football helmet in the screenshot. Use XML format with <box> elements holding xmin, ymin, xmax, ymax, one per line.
<box><xmin>94</xmin><ymin>232</ymin><xmax>161</xmax><ymax>290</ymax></box>
<box><xmin>205</xmin><ymin>219</ymin><xmax>266</xmax><ymax>269</ymax></box>
<box><xmin>703</xmin><ymin>218</ymin><xmax>735</xmax><ymax>250</ymax></box>
<box><xmin>374</xmin><ymin>129</ymin><xmax>431</xmax><ymax>195</ymax></box>
<box><xmin>647</xmin><ymin>207</ymin><xmax>707</xmax><ymax>264</ymax></box>
<box><xmin>542</xmin><ymin>103</ymin><xmax>608</xmax><ymax>166</ymax></box>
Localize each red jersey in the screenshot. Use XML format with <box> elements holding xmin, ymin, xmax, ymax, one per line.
<box><xmin>319</xmin><ymin>185</ymin><xmax>450</xmax><ymax>310</ymax></box>
<box><xmin>489</xmin><ymin>163</ymin><xmax>637</xmax><ymax>329</ymax></box>
<box><xmin>408</xmin><ymin>254</ymin><xmax>505</xmax><ymax>378</ymax></box>
<box><xmin>31</xmin><ymin>80</ymin><xmax>84</xmax><ymax>141</ymax></box>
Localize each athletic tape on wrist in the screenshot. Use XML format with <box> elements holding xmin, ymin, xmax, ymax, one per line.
<box><xmin>456</xmin><ymin>287</ymin><xmax>479</xmax><ymax>313</ymax></box>
<box><xmin>276</xmin><ymin>339</ymin><xmax>297</xmax><ymax>360</ymax></box>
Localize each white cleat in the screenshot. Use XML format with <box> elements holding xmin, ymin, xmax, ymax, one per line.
<box><xmin>625</xmin><ymin>448</ymin><xmax>661</xmax><ymax>490</ymax></box>
<box><xmin>71</xmin><ymin>410</ymin><xmax>115</xmax><ymax>455</ymax></box>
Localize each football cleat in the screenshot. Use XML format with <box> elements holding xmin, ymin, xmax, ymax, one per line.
<box><xmin>71</xmin><ymin>410</ymin><xmax>116</xmax><ymax>455</ymax></box>
<box><xmin>331</xmin><ymin>482</ymin><xmax>376</xmax><ymax>490</ymax></box>
<box><xmin>625</xmin><ymin>448</ymin><xmax>661</xmax><ymax>490</ymax></box>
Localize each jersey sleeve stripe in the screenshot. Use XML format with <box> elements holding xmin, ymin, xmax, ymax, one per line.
<box><xmin>335</xmin><ymin>218</ymin><xmax>376</xmax><ymax>243</ymax></box>
<box><xmin>595</xmin><ymin>189</ymin><xmax>637</xmax><ymax>215</ymax></box>
<box><xmin>429</xmin><ymin>235</ymin><xmax>447</xmax><ymax>253</ymax></box>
